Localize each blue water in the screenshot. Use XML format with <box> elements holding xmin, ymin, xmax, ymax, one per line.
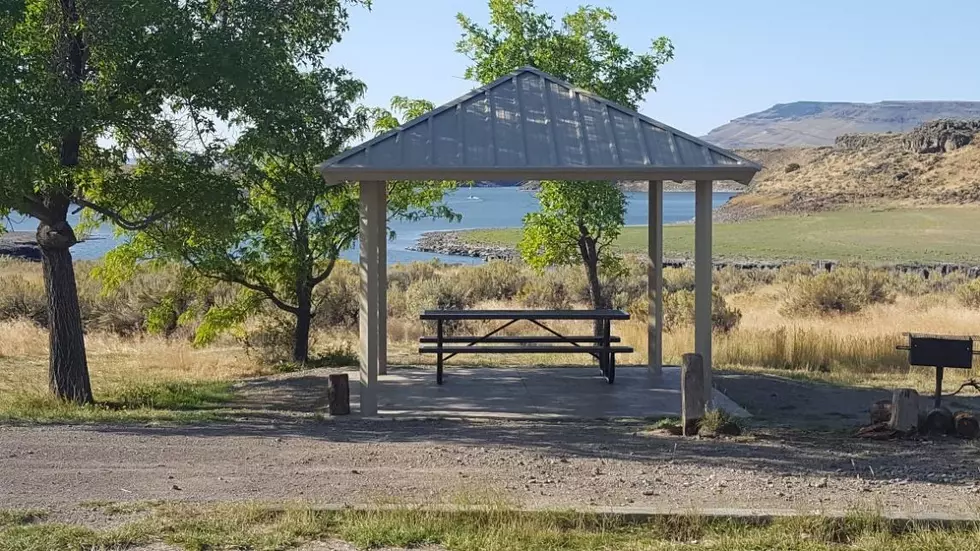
<box><xmin>4</xmin><ymin>188</ymin><xmax>735</xmax><ymax>264</ymax></box>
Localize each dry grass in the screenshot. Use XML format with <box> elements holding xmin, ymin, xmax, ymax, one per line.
<box><xmin>4</xmin><ymin>256</ymin><xmax>980</xmax><ymax>420</ymax></box>
<box><xmin>0</xmin><ymin>318</ymin><xmax>267</xmax><ymax>422</ymax></box>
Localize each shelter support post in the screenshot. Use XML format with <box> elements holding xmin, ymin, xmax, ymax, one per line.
<box><xmin>647</xmin><ymin>180</ymin><xmax>663</xmax><ymax>377</ymax></box>
<box><xmin>359</xmin><ymin>181</ymin><xmax>385</xmax><ymax>416</ymax></box>
<box><xmin>695</xmin><ymin>180</ymin><xmax>713</xmax><ymax>406</ymax></box>
<box><xmin>378</xmin><ymin>186</ymin><xmax>388</xmax><ymax>376</ymax></box>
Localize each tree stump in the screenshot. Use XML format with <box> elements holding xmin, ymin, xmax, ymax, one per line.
<box><xmin>954</xmin><ymin>411</ymin><xmax>980</xmax><ymax>439</ymax></box>
<box><xmin>681</xmin><ymin>353</ymin><xmax>706</xmax><ymax>436</ymax></box>
<box><xmin>870</xmin><ymin>399</ymin><xmax>892</xmax><ymax>424</ymax></box>
<box><xmin>888</xmin><ymin>389</ymin><xmax>920</xmax><ymax>433</ymax></box>
<box><xmin>923</xmin><ymin>407</ymin><xmax>954</xmax><ymax>435</ymax></box>
<box><xmin>327</xmin><ymin>374</ymin><xmax>351</xmax><ymax>416</ymax></box>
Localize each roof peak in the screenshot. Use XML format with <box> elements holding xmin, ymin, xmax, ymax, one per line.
<box><xmin>321</xmin><ymin>67</ymin><xmax>760</xmax><ymax>184</ymax></box>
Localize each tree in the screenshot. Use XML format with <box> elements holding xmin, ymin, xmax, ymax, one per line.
<box><xmin>0</xmin><ymin>0</ymin><xmax>370</xmax><ymax>402</ymax></box>
<box><xmin>518</xmin><ymin>181</ymin><xmax>626</xmax><ymax>310</ymax></box>
<box><xmin>456</xmin><ymin>0</ymin><xmax>674</xmax><ymax>311</ymax></box>
<box><xmin>107</xmin><ymin>95</ymin><xmax>456</xmax><ymax>364</ymax></box>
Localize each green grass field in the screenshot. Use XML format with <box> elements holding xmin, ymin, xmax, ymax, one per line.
<box><xmin>461</xmin><ymin>207</ymin><xmax>980</xmax><ymax>263</ymax></box>
<box><xmin>3</xmin><ymin>502</ymin><xmax>978</xmax><ymax>551</ymax></box>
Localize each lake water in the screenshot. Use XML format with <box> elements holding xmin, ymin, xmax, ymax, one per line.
<box><xmin>4</xmin><ymin>188</ymin><xmax>735</xmax><ymax>265</ymax></box>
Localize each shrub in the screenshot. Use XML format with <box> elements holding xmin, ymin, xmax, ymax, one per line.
<box><xmin>785</xmin><ymin>162</ymin><xmax>801</xmax><ymax>173</ymax></box>
<box><xmin>956</xmin><ymin>278</ymin><xmax>980</xmax><ymax>308</ymax></box>
<box><xmin>518</xmin><ymin>271</ymin><xmax>571</xmax><ymax>309</ymax></box>
<box><xmin>388</xmin><ymin>260</ymin><xmax>442</xmax><ymax>291</ymax></box>
<box><xmin>313</xmin><ymin>261</ymin><xmax>359</xmax><ymax>330</ymax></box>
<box><xmin>456</xmin><ymin>261</ymin><xmax>528</xmax><ymax>302</ymax></box>
<box><xmin>776</xmin><ymin>263</ymin><xmax>815</xmax><ymax>284</ymax></box>
<box><xmin>663</xmin><ymin>267</ymin><xmax>695</xmax><ymax>293</ymax></box>
<box><xmin>0</xmin><ymin>276</ymin><xmax>47</xmax><ymax>326</ymax></box>
<box><xmin>713</xmin><ymin>267</ymin><xmax>773</xmax><ymax>295</ymax></box>
<box><xmin>783</xmin><ymin>267</ymin><xmax>894</xmax><ymax>316</ymax></box>
<box><xmin>633</xmin><ymin>290</ymin><xmax>741</xmax><ymax>333</ymax></box>
<box><xmin>405</xmin><ymin>277</ymin><xmax>472</xmax><ymax>313</ymax></box>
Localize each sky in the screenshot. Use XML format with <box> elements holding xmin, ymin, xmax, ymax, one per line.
<box><xmin>329</xmin><ymin>0</ymin><xmax>980</xmax><ymax>136</ymax></box>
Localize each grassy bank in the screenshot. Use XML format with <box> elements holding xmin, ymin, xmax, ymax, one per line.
<box><xmin>2</xmin><ymin>502</ymin><xmax>979</xmax><ymax>550</ymax></box>
<box><xmin>461</xmin><ymin>206</ymin><xmax>980</xmax><ymax>263</ymax></box>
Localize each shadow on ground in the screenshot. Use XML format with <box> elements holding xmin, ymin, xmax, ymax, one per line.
<box><xmin>80</xmin><ymin>364</ymin><xmax>980</xmax><ymax>488</ymax></box>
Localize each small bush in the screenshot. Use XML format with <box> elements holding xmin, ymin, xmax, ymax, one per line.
<box><xmin>776</xmin><ymin>263</ymin><xmax>815</xmax><ymax>284</ymax></box>
<box><xmin>518</xmin><ymin>271</ymin><xmax>571</xmax><ymax>309</ymax></box>
<box><xmin>698</xmin><ymin>408</ymin><xmax>743</xmax><ymax>436</ymax></box>
<box><xmin>783</xmin><ymin>267</ymin><xmax>894</xmax><ymax>316</ymax></box>
<box><xmin>457</xmin><ymin>261</ymin><xmax>528</xmax><ymax>302</ymax></box>
<box><xmin>663</xmin><ymin>267</ymin><xmax>695</xmax><ymax>293</ymax></box>
<box><xmin>0</xmin><ymin>276</ymin><xmax>47</xmax><ymax>326</ymax></box>
<box><xmin>388</xmin><ymin>260</ymin><xmax>442</xmax><ymax>291</ymax></box>
<box><xmin>714</xmin><ymin>267</ymin><xmax>773</xmax><ymax>295</ymax></box>
<box><xmin>633</xmin><ymin>290</ymin><xmax>741</xmax><ymax>333</ymax></box>
<box><xmin>405</xmin><ymin>277</ymin><xmax>472</xmax><ymax>313</ymax></box>
<box><xmin>313</xmin><ymin>261</ymin><xmax>359</xmax><ymax>330</ymax></box>
<box><xmin>785</xmin><ymin>162</ymin><xmax>801</xmax><ymax>173</ymax></box>
<box><xmin>956</xmin><ymin>278</ymin><xmax>980</xmax><ymax>308</ymax></box>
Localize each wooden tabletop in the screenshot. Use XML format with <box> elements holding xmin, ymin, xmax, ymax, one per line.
<box><xmin>419</xmin><ymin>309</ymin><xmax>630</xmax><ymax>321</ymax></box>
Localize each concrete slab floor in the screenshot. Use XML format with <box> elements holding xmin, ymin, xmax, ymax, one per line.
<box><xmin>348</xmin><ymin>366</ymin><xmax>747</xmax><ymax>419</ymax></box>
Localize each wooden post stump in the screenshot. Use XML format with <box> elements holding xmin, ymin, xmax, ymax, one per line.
<box><xmin>327</xmin><ymin>374</ymin><xmax>351</xmax><ymax>416</ymax></box>
<box><xmin>682</xmin><ymin>353</ymin><xmax>706</xmax><ymax>436</ymax></box>
<box><xmin>889</xmin><ymin>388</ymin><xmax>920</xmax><ymax>433</ymax></box>
<box><xmin>954</xmin><ymin>411</ymin><xmax>980</xmax><ymax>439</ymax></box>
<box><xmin>923</xmin><ymin>407</ymin><xmax>954</xmax><ymax>435</ymax></box>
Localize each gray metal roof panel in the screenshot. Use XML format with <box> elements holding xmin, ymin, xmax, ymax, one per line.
<box><xmin>321</xmin><ymin>67</ymin><xmax>761</xmax><ymax>183</ymax></box>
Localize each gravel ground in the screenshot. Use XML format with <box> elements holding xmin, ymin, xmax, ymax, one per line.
<box><xmin>2</xmin><ymin>415</ymin><xmax>980</xmax><ymax>518</ymax></box>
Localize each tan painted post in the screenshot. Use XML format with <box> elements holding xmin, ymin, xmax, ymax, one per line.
<box><xmin>378</xmin><ymin>184</ymin><xmax>388</xmax><ymax>376</ymax></box>
<box><xmin>889</xmin><ymin>388</ymin><xmax>920</xmax><ymax>432</ymax></box>
<box><xmin>695</xmin><ymin>180</ymin><xmax>713</xmax><ymax>406</ymax></box>
<box><xmin>358</xmin><ymin>182</ymin><xmax>382</xmax><ymax>416</ymax></box>
<box><xmin>647</xmin><ymin>180</ymin><xmax>663</xmax><ymax>377</ymax></box>
<box><xmin>681</xmin><ymin>353</ymin><xmax>706</xmax><ymax>436</ymax></box>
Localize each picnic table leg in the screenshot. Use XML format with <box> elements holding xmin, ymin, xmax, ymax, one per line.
<box><xmin>602</xmin><ymin>318</ymin><xmax>612</xmax><ymax>383</ymax></box>
<box><xmin>436</xmin><ymin>319</ymin><xmax>444</xmax><ymax>385</ymax></box>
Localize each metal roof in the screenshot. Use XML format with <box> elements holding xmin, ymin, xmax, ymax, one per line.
<box><xmin>320</xmin><ymin>67</ymin><xmax>761</xmax><ymax>184</ymax></box>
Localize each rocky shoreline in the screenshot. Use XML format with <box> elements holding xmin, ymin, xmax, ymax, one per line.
<box><xmin>409</xmin><ymin>230</ymin><xmax>980</xmax><ymax>278</ymax></box>
<box><xmin>408</xmin><ymin>231</ymin><xmax>518</xmax><ymax>261</ymax></box>
<box><xmin>0</xmin><ymin>232</ymin><xmax>41</xmax><ymax>261</ymax></box>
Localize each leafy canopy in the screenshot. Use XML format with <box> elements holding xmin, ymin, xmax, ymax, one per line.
<box><xmin>456</xmin><ymin>0</ymin><xmax>673</xmax><ymax>108</ymax></box>
<box><xmin>518</xmin><ymin>180</ymin><xmax>626</xmax><ymax>270</ymax></box>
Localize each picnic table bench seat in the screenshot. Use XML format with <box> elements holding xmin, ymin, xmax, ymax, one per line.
<box><xmin>418</xmin><ymin>309</ymin><xmax>633</xmax><ymax>385</ymax></box>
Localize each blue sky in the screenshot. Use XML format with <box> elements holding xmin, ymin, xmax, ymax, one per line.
<box><xmin>329</xmin><ymin>0</ymin><xmax>980</xmax><ymax>136</ymax></box>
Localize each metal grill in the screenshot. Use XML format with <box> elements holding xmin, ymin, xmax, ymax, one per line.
<box><xmin>897</xmin><ymin>333</ymin><xmax>979</xmax><ymax>408</ymax></box>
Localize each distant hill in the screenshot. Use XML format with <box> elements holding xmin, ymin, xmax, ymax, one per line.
<box><xmin>717</xmin><ymin>119</ymin><xmax>980</xmax><ymax>220</ymax></box>
<box><xmin>703</xmin><ymin>101</ymin><xmax>980</xmax><ymax>149</ymax></box>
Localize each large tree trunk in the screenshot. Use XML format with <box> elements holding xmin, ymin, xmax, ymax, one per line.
<box><xmin>292</xmin><ymin>284</ymin><xmax>312</xmax><ymax>364</ymax></box>
<box><xmin>37</xmin><ymin>220</ymin><xmax>92</xmax><ymax>404</ymax></box>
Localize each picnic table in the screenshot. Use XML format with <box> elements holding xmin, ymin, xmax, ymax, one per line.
<box><xmin>418</xmin><ymin>309</ymin><xmax>633</xmax><ymax>385</ymax></box>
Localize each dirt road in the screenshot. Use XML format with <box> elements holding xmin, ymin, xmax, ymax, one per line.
<box><xmin>3</xmin><ymin>417</ymin><xmax>979</xmax><ymax>516</ymax></box>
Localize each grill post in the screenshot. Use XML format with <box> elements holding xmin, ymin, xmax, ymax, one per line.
<box><xmin>934</xmin><ymin>366</ymin><xmax>944</xmax><ymax>410</ymax></box>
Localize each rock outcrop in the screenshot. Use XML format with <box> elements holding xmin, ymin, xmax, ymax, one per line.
<box><xmin>902</xmin><ymin>119</ymin><xmax>980</xmax><ymax>154</ymax></box>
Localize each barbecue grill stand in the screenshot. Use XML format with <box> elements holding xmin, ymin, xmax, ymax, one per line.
<box><xmin>897</xmin><ymin>333</ymin><xmax>980</xmax><ymax>409</ymax></box>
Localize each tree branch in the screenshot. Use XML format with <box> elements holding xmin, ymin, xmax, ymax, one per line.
<box><xmin>73</xmin><ymin>196</ymin><xmax>179</xmax><ymax>231</ymax></box>
<box><xmin>19</xmin><ymin>194</ymin><xmax>56</xmax><ymax>225</ymax></box>
<box><xmin>311</xmin><ymin>256</ymin><xmax>338</xmax><ymax>286</ymax></box>
<box><xmin>180</xmin><ymin>251</ymin><xmax>300</xmax><ymax>315</ymax></box>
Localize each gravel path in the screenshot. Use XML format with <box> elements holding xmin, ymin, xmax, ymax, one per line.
<box><xmin>3</xmin><ymin>416</ymin><xmax>979</xmax><ymax>517</ymax></box>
